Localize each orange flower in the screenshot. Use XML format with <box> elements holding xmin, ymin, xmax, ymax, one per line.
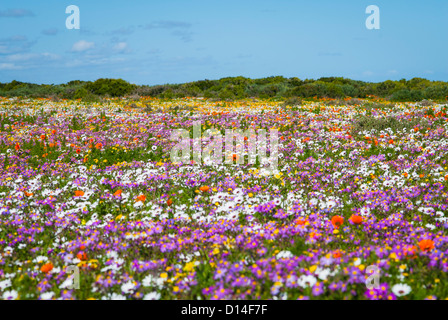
<box><xmin>167</xmin><ymin>198</ymin><xmax>173</xmax><ymax>206</ymax></box>
<box><xmin>76</xmin><ymin>148</ymin><xmax>81</xmax><ymax>154</ymax></box>
<box><xmin>95</xmin><ymin>143</ymin><xmax>103</xmax><ymax>149</ymax></box>
<box><xmin>24</xmin><ymin>191</ymin><xmax>33</xmax><ymax>197</ymax></box>
<box><xmin>77</xmin><ymin>252</ymin><xmax>87</xmax><ymax>261</ymax></box>
<box><xmin>136</xmin><ymin>194</ymin><xmax>146</xmax><ymax>202</ymax></box>
<box><xmin>333</xmin><ymin>250</ymin><xmax>342</xmax><ymax>258</ymax></box>
<box><xmin>199</xmin><ymin>186</ymin><xmax>210</xmax><ymax>193</ymax></box>
<box><xmin>418</xmin><ymin>239</ymin><xmax>435</xmax><ymax>252</ymax></box>
<box><xmin>41</xmin><ymin>262</ymin><xmax>53</xmax><ymax>274</ymax></box>
<box><xmin>41</xmin><ymin>134</ymin><xmax>46</xmax><ymax>140</ymax></box>
<box><xmin>350</xmin><ymin>215</ymin><xmax>363</xmax><ymax>225</ymax></box>
<box><xmin>331</xmin><ymin>215</ymin><xmax>344</xmax><ymax>228</ymax></box>
<box><xmin>74</xmin><ymin>190</ymin><xmax>85</xmax><ymax>197</ymax></box>
<box><xmin>388</xmin><ymin>139</ymin><xmax>394</xmax><ymax>144</ymax></box>
<box><xmin>296</xmin><ymin>218</ymin><xmax>307</xmax><ymax>225</ymax></box>
<box><xmin>14</xmin><ymin>143</ymin><xmax>20</xmax><ymax>151</ymax></box>
<box><xmin>114</xmin><ymin>190</ymin><xmax>122</xmax><ymax>197</ymax></box>
<box><xmin>227</xmin><ymin>153</ymin><xmax>239</xmax><ymax>162</ymax></box>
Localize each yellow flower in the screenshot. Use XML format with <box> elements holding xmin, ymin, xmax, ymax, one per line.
<box><xmin>183</xmin><ymin>262</ymin><xmax>196</xmax><ymax>272</ymax></box>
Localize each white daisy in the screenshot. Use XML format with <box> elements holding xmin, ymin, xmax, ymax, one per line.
<box><xmin>326</xmin><ymin>200</ymin><xmax>337</xmax><ymax>210</ymax></box>
<box><xmin>0</xmin><ymin>279</ymin><xmax>12</xmax><ymax>290</ymax></box>
<box><xmin>298</xmin><ymin>275</ymin><xmax>317</xmax><ymax>288</ymax></box>
<box><xmin>2</xmin><ymin>290</ymin><xmax>18</xmax><ymax>300</ymax></box>
<box><xmin>360</xmin><ymin>207</ymin><xmax>371</xmax><ymax>216</ymax></box>
<box><xmin>391</xmin><ymin>283</ymin><xmax>412</xmax><ymax>297</ymax></box>
<box><xmin>121</xmin><ymin>281</ymin><xmax>137</xmax><ymax>294</ymax></box>
<box><xmin>276</xmin><ymin>250</ymin><xmax>294</xmax><ymax>259</ymax></box>
<box><xmin>144</xmin><ymin>291</ymin><xmax>161</xmax><ymax>300</ymax></box>
<box><xmin>40</xmin><ymin>292</ymin><xmax>55</xmax><ymax>300</ymax></box>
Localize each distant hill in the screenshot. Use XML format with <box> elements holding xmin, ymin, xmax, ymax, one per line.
<box><xmin>1</xmin><ymin>76</ymin><xmax>448</xmax><ymax>102</ymax></box>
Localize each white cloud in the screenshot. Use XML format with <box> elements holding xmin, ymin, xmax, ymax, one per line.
<box><xmin>0</xmin><ymin>63</ymin><xmax>22</xmax><ymax>70</ymax></box>
<box><xmin>71</xmin><ymin>40</ymin><xmax>95</xmax><ymax>52</ymax></box>
<box><xmin>5</xmin><ymin>52</ymin><xmax>60</xmax><ymax>62</ymax></box>
<box><xmin>113</xmin><ymin>42</ymin><xmax>127</xmax><ymax>52</ymax></box>
<box><xmin>0</xmin><ymin>9</ymin><xmax>34</xmax><ymax>18</ymax></box>
<box><xmin>64</xmin><ymin>56</ymin><xmax>126</xmax><ymax>68</ymax></box>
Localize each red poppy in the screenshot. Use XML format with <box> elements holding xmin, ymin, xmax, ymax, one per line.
<box><xmin>418</xmin><ymin>239</ymin><xmax>435</xmax><ymax>252</ymax></box>
<box><xmin>350</xmin><ymin>215</ymin><xmax>363</xmax><ymax>225</ymax></box>
<box><xmin>333</xmin><ymin>250</ymin><xmax>342</xmax><ymax>258</ymax></box>
<box><xmin>77</xmin><ymin>252</ymin><xmax>87</xmax><ymax>261</ymax></box>
<box><xmin>41</xmin><ymin>262</ymin><xmax>53</xmax><ymax>273</ymax></box>
<box><xmin>331</xmin><ymin>215</ymin><xmax>344</xmax><ymax>229</ymax></box>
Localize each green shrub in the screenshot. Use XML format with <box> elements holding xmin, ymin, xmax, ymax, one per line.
<box><xmin>351</xmin><ymin>115</ymin><xmax>423</xmax><ymax>136</ymax></box>
<box><xmin>85</xmin><ymin>78</ymin><xmax>135</xmax><ymax>97</ymax></box>
<box><xmin>282</xmin><ymin>97</ymin><xmax>302</xmax><ymax>106</ymax></box>
<box><xmin>73</xmin><ymin>88</ymin><xmax>100</xmax><ymax>102</ymax></box>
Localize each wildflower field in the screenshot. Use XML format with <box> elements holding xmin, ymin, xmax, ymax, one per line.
<box><xmin>1</xmin><ymin>96</ymin><xmax>448</xmax><ymax>300</ymax></box>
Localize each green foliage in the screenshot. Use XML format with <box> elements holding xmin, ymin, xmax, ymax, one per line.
<box><xmin>73</xmin><ymin>88</ymin><xmax>100</xmax><ymax>102</ymax></box>
<box><xmin>282</xmin><ymin>96</ymin><xmax>302</xmax><ymax>107</ymax></box>
<box><xmin>85</xmin><ymin>78</ymin><xmax>135</xmax><ymax>97</ymax></box>
<box><xmin>351</xmin><ymin>115</ymin><xmax>423</xmax><ymax>136</ymax></box>
<box><xmin>1</xmin><ymin>76</ymin><xmax>448</xmax><ymax>101</ymax></box>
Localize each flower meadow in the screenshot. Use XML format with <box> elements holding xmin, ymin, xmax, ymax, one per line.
<box><xmin>1</xmin><ymin>96</ymin><xmax>448</xmax><ymax>300</ymax></box>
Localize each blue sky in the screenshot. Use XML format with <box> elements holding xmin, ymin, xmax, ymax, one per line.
<box><xmin>0</xmin><ymin>0</ymin><xmax>447</xmax><ymax>85</ymax></box>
